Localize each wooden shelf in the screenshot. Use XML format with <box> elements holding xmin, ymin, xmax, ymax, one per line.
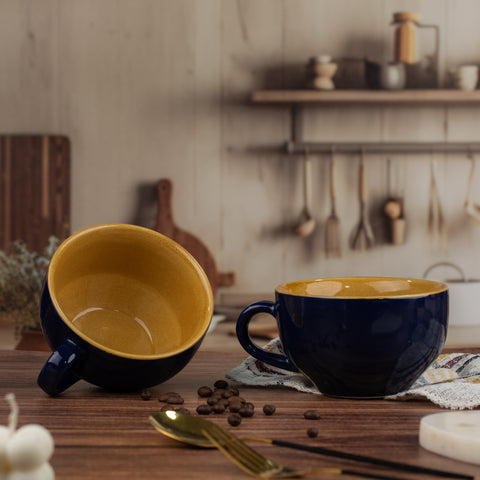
<box><xmin>251</xmin><ymin>89</ymin><xmax>480</xmax><ymax>106</ymax></box>
<box><xmin>250</xmin><ymin>89</ymin><xmax>480</xmax><ymax>154</ymax></box>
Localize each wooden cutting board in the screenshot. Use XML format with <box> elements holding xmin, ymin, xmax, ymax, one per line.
<box><xmin>0</xmin><ymin>135</ymin><xmax>70</xmax><ymax>253</ymax></box>
<box><xmin>155</xmin><ymin>178</ymin><xmax>235</xmax><ymax>300</ymax></box>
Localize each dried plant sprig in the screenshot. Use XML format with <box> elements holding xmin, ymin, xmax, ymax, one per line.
<box><xmin>0</xmin><ymin>236</ymin><xmax>59</xmax><ymax>338</ymax></box>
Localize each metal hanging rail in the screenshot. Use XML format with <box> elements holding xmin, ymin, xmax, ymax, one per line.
<box><xmin>285</xmin><ymin>141</ymin><xmax>480</xmax><ymax>155</ymax></box>
<box><xmin>247</xmin><ymin>93</ymin><xmax>480</xmax><ymax>156</ymax></box>
<box><xmin>287</xmin><ymin>105</ymin><xmax>480</xmax><ymax>155</ymax></box>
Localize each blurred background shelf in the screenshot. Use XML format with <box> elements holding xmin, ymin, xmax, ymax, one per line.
<box><xmin>251</xmin><ymin>89</ymin><xmax>480</xmax><ymax>105</ymax></box>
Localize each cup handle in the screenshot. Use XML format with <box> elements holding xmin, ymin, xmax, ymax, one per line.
<box><xmin>37</xmin><ymin>339</ymin><xmax>82</xmax><ymax>396</ymax></box>
<box><xmin>236</xmin><ymin>301</ymin><xmax>299</xmax><ymax>372</ymax></box>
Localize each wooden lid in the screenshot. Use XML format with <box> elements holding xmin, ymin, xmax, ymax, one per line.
<box><xmin>392</xmin><ymin>12</ymin><xmax>421</xmax><ymax>23</ymax></box>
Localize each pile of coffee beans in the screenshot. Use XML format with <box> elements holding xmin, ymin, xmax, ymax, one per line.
<box><xmin>141</xmin><ymin>380</ymin><xmax>322</xmax><ymax>436</ymax></box>
<box><xmin>194</xmin><ymin>380</ymin><xmax>257</xmax><ymax>426</ymax></box>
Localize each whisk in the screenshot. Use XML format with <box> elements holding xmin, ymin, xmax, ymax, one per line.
<box><xmin>350</xmin><ymin>150</ymin><xmax>374</xmax><ymax>250</ymax></box>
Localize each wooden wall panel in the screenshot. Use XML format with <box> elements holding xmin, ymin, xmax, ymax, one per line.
<box><xmin>1</xmin><ymin>1</ymin><xmax>480</xmax><ymax>297</ymax></box>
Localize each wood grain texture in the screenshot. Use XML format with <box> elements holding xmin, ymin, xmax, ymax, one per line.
<box><xmin>0</xmin><ymin>135</ymin><xmax>70</xmax><ymax>253</ymax></box>
<box><xmin>0</xmin><ymin>349</ymin><xmax>478</xmax><ymax>480</ymax></box>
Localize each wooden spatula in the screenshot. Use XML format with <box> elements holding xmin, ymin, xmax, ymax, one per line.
<box><xmin>155</xmin><ymin>179</ymin><xmax>235</xmax><ymax>300</ymax></box>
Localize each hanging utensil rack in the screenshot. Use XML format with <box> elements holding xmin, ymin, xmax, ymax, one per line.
<box><xmin>251</xmin><ymin>89</ymin><xmax>480</xmax><ymax>155</ymax></box>
<box><xmin>286</xmin><ymin>141</ymin><xmax>480</xmax><ymax>154</ymax></box>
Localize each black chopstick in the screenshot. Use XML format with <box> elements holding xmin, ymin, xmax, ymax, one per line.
<box><xmin>269</xmin><ymin>439</ymin><xmax>473</xmax><ymax>480</ymax></box>
<box><xmin>343</xmin><ymin>469</ymin><xmax>410</xmax><ymax>480</ymax></box>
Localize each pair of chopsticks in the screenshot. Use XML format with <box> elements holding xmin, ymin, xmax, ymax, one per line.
<box><xmin>248</xmin><ymin>437</ymin><xmax>473</xmax><ymax>480</ymax></box>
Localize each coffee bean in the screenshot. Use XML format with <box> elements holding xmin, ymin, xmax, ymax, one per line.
<box><xmin>307</xmin><ymin>427</ymin><xmax>319</xmax><ymax>438</ymax></box>
<box><xmin>213</xmin><ymin>403</ymin><xmax>226</xmax><ymax>414</ymax></box>
<box><xmin>227</xmin><ymin>396</ymin><xmax>245</xmax><ymax>406</ymax></box>
<box><xmin>214</xmin><ymin>388</ymin><xmax>226</xmax><ymax>398</ymax></box>
<box><xmin>223</xmin><ymin>389</ymin><xmax>236</xmax><ymax>399</ymax></box>
<box><xmin>167</xmin><ymin>395</ymin><xmax>184</xmax><ymax>405</ymax></box>
<box><xmin>304</xmin><ymin>410</ymin><xmax>321</xmax><ymax>420</ymax></box>
<box><xmin>214</xmin><ymin>379</ymin><xmax>228</xmax><ymax>389</ymax></box>
<box><xmin>197</xmin><ymin>386</ymin><xmax>213</xmax><ymax>397</ymax></box>
<box><xmin>176</xmin><ymin>407</ymin><xmax>191</xmax><ymax>415</ymax></box>
<box><xmin>222</xmin><ymin>387</ymin><xmax>240</xmax><ymax>398</ymax></box>
<box><xmin>140</xmin><ymin>389</ymin><xmax>152</xmax><ymax>401</ymax></box>
<box><xmin>161</xmin><ymin>406</ymin><xmax>190</xmax><ymax>415</ymax></box>
<box><xmin>196</xmin><ymin>404</ymin><xmax>212</xmax><ymax>415</ymax></box>
<box><xmin>229</xmin><ymin>386</ymin><xmax>239</xmax><ymax>396</ymax></box>
<box><xmin>229</xmin><ymin>403</ymin><xmax>241</xmax><ymax>413</ymax></box>
<box><xmin>238</xmin><ymin>406</ymin><xmax>254</xmax><ymax>418</ymax></box>
<box><xmin>228</xmin><ymin>414</ymin><xmax>242</xmax><ymax>426</ymax></box>
<box><xmin>159</xmin><ymin>392</ymin><xmax>181</xmax><ymax>402</ymax></box>
<box><xmin>263</xmin><ymin>404</ymin><xmax>276</xmax><ymax>416</ymax></box>
<box><xmin>207</xmin><ymin>395</ymin><xmax>221</xmax><ymax>406</ymax></box>
<box><xmin>216</xmin><ymin>398</ymin><xmax>229</xmax><ymax>407</ymax></box>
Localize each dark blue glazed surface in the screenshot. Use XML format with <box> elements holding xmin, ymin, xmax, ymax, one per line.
<box><xmin>38</xmin><ymin>279</ymin><xmax>202</xmax><ymax>396</ymax></box>
<box><xmin>237</xmin><ymin>290</ymin><xmax>448</xmax><ymax>397</ymax></box>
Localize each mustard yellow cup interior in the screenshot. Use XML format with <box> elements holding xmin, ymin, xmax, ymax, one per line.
<box><xmin>276</xmin><ymin>277</ymin><xmax>448</xmax><ymax>299</ymax></box>
<box><xmin>48</xmin><ymin>224</ymin><xmax>213</xmax><ymax>359</ymax></box>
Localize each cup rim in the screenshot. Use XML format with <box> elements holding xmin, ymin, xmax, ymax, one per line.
<box><xmin>275</xmin><ymin>276</ymin><xmax>448</xmax><ymax>299</ymax></box>
<box><xmin>46</xmin><ymin>223</ymin><xmax>214</xmax><ymax>360</ymax></box>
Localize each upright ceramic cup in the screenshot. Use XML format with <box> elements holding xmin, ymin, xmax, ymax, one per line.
<box><xmin>379</xmin><ymin>62</ymin><xmax>406</xmax><ymax>90</ymax></box>
<box><xmin>451</xmin><ymin>65</ymin><xmax>478</xmax><ymax>91</ymax></box>
<box><xmin>38</xmin><ymin>224</ymin><xmax>213</xmax><ymax>396</ymax></box>
<box><xmin>237</xmin><ymin>277</ymin><xmax>448</xmax><ymax>398</ymax></box>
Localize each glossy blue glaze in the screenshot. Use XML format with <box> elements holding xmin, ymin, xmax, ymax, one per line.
<box><xmin>237</xmin><ymin>289</ymin><xmax>448</xmax><ymax>398</ymax></box>
<box><xmin>38</xmin><ymin>278</ymin><xmax>203</xmax><ymax>396</ymax></box>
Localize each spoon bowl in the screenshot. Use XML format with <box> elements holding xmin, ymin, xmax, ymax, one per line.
<box><xmin>294</xmin><ymin>215</ymin><xmax>316</xmax><ymax>236</ymax></box>
<box><xmin>150</xmin><ymin>410</ymin><xmax>214</xmax><ymax>447</ymax></box>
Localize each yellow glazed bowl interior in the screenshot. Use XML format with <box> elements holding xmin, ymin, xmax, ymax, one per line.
<box><xmin>47</xmin><ymin>224</ymin><xmax>213</xmax><ymax>359</ymax></box>
<box><xmin>276</xmin><ymin>277</ymin><xmax>448</xmax><ymax>299</ymax></box>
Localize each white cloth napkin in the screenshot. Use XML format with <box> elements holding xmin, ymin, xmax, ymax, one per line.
<box><xmin>227</xmin><ymin>338</ymin><xmax>480</xmax><ymax>410</ymax></box>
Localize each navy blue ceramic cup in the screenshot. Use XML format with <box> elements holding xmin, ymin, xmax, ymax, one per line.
<box><xmin>236</xmin><ymin>277</ymin><xmax>448</xmax><ymax>398</ymax></box>
<box><xmin>37</xmin><ymin>224</ymin><xmax>213</xmax><ymax>396</ymax></box>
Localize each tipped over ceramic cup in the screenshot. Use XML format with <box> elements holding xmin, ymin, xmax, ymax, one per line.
<box><xmin>37</xmin><ymin>224</ymin><xmax>213</xmax><ymax>396</ymax></box>
<box><xmin>236</xmin><ymin>277</ymin><xmax>448</xmax><ymax>398</ymax></box>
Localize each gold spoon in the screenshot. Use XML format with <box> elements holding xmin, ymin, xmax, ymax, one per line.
<box><xmin>149</xmin><ymin>410</ymin><xmax>472</xmax><ymax>480</ymax></box>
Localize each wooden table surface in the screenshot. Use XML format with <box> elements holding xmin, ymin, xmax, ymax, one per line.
<box><xmin>0</xmin><ymin>349</ymin><xmax>478</xmax><ymax>480</ymax></box>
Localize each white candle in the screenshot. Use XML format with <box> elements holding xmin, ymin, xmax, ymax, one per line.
<box><xmin>1</xmin><ymin>394</ymin><xmax>54</xmax><ymax>480</ymax></box>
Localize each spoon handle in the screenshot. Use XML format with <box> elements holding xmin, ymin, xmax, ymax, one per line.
<box><xmin>247</xmin><ymin>438</ymin><xmax>473</xmax><ymax>480</ymax></box>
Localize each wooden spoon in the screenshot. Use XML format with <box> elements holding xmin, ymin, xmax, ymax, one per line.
<box><xmin>294</xmin><ymin>151</ymin><xmax>316</xmax><ymax>236</ymax></box>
